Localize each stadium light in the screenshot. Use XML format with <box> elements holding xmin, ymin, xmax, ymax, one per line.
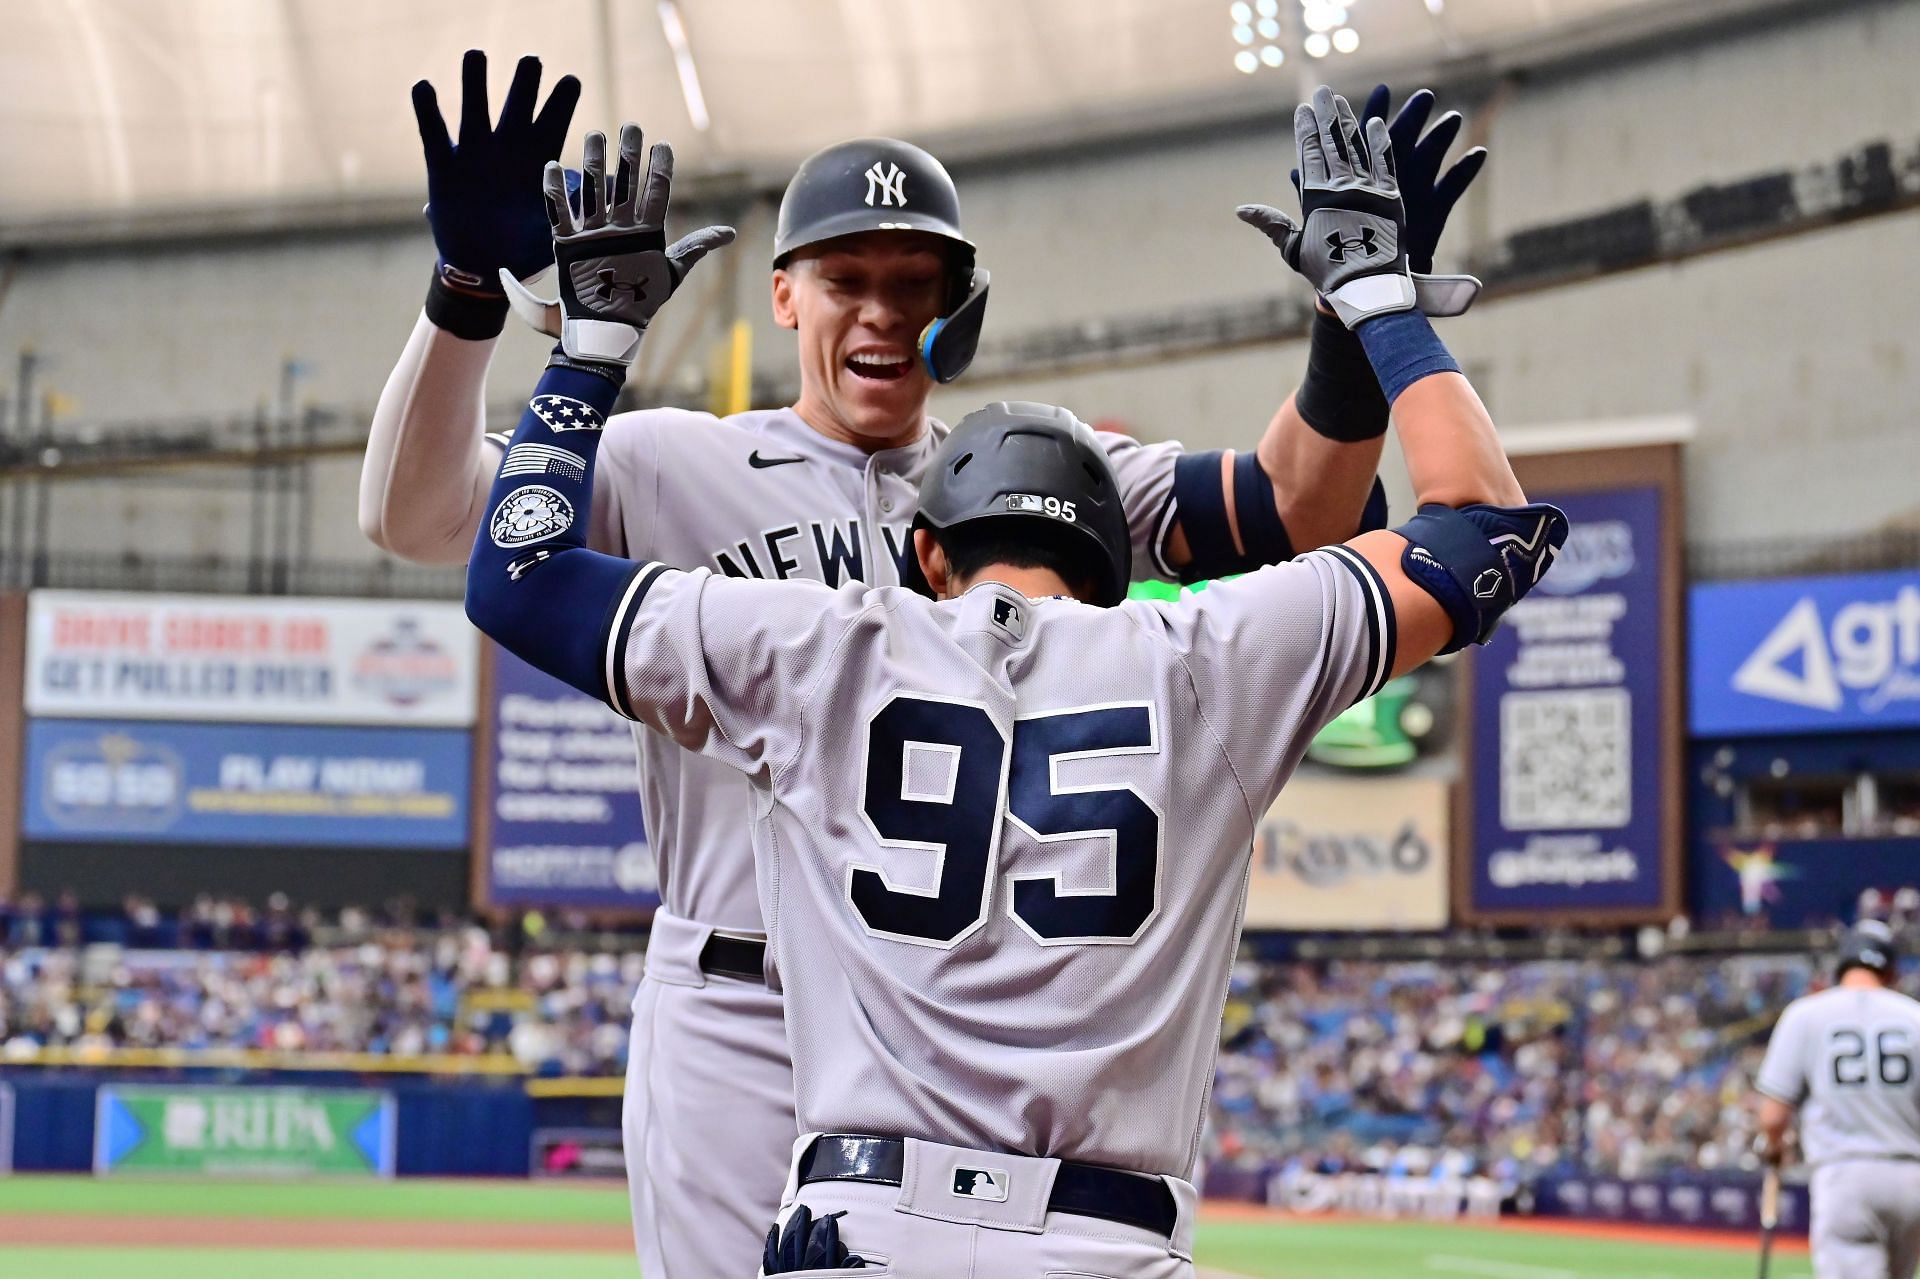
<box><xmin>1333</xmin><ymin>26</ymin><xmax>1360</xmax><ymax>52</ymax></box>
<box><xmin>657</xmin><ymin>0</ymin><xmax>710</xmax><ymax>132</ymax></box>
<box><xmin>1304</xmin><ymin>31</ymin><xmax>1331</xmax><ymax>57</ymax></box>
<box><xmin>1234</xmin><ymin>49</ymin><xmax>1259</xmax><ymax>73</ymax></box>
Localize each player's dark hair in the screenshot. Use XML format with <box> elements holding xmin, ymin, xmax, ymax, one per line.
<box><xmin>933</xmin><ymin>517</ymin><xmax>1104</xmax><ymax>603</ymax></box>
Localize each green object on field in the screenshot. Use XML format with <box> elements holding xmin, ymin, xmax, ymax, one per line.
<box><xmin>1305</xmin><ymin>674</ymin><xmax>1419</xmax><ymax>768</ymax></box>
<box><xmin>94</xmin><ymin>1085</ymin><xmax>395</xmax><ymax>1177</ymax></box>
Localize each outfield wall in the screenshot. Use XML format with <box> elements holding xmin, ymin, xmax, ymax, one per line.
<box><xmin>2</xmin><ymin>1072</ymin><xmax>562</xmax><ymax>1178</ymax></box>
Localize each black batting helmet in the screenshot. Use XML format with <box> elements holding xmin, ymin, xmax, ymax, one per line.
<box><xmin>1837</xmin><ymin>919</ymin><xmax>1899</xmax><ymax>980</ymax></box>
<box><xmin>915</xmin><ymin>402</ymin><xmax>1130</xmax><ymax>607</ymax></box>
<box><xmin>773</xmin><ymin>138</ymin><xmax>989</xmax><ymax>383</ymax></box>
<box><xmin>774</xmin><ymin>138</ymin><xmax>972</xmax><ymax>268</ymax></box>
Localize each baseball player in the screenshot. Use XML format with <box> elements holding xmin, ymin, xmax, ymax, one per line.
<box><xmin>461</xmin><ymin>87</ymin><xmax>1563</xmax><ymax>1277</ymax></box>
<box><xmin>1756</xmin><ymin>920</ymin><xmax>1920</xmax><ymax>1278</ymax></box>
<box><xmin>363</xmin><ymin>52</ymin><xmax>1487</xmax><ymax>1277</ymax></box>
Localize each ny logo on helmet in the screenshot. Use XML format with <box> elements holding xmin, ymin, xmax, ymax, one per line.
<box><xmin>864</xmin><ymin>161</ymin><xmax>908</xmax><ymax>208</ymax></box>
<box><xmin>1324</xmin><ymin>227</ymin><xmax>1380</xmax><ymax>262</ymax></box>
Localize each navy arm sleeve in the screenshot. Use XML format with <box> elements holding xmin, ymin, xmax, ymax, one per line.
<box><xmin>464</xmin><ymin>357</ymin><xmax>657</xmax><ymax>711</ymax></box>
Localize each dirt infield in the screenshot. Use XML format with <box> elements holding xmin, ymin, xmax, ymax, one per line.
<box><xmin>0</xmin><ymin>1213</ymin><xmax>634</xmax><ymax>1253</ymax></box>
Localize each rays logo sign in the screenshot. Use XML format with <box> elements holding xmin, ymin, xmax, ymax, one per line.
<box><xmin>1691</xmin><ymin>569</ymin><xmax>1920</xmax><ymax>734</ymax></box>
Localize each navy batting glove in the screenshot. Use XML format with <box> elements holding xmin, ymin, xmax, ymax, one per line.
<box><xmin>763</xmin><ymin>1205</ymin><xmax>866</xmax><ymax>1272</ymax></box>
<box><xmin>412</xmin><ymin>50</ymin><xmax>582</xmax><ymax>293</ymax></box>
<box><xmin>1361</xmin><ymin>84</ymin><xmax>1486</xmax><ymax>275</ymax></box>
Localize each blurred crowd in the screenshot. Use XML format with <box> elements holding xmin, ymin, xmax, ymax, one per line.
<box><xmin>0</xmin><ymin>899</ymin><xmax>642</xmax><ymax>1076</ymax></box>
<box><xmin>4</xmin><ymin>889</ymin><xmax>1916</xmax><ymax>1173</ymax></box>
<box><xmin>1207</xmin><ymin>951</ymin><xmax>1838</xmax><ymax>1184</ymax></box>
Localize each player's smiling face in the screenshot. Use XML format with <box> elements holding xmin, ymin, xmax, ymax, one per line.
<box><xmin>774</xmin><ymin>232</ymin><xmax>951</xmax><ymax>451</ymax></box>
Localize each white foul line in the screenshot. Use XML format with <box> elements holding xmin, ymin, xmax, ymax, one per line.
<box><xmin>1426</xmin><ymin>1256</ymin><xmax>1577</xmax><ymax>1279</ymax></box>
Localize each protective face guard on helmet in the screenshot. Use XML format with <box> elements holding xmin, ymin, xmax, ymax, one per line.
<box><xmin>919</xmin><ymin>268</ymin><xmax>990</xmax><ymax>384</ymax></box>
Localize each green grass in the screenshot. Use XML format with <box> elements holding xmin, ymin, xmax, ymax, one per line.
<box><xmin>0</xmin><ymin>1175</ymin><xmax>632</xmax><ymax>1223</ymax></box>
<box><xmin>0</xmin><ymin>1250</ymin><xmax>638</xmax><ymax>1279</ymax></box>
<box><xmin>1195</xmin><ymin>1219</ymin><xmax>1808</xmax><ymax>1279</ymax></box>
<box><xmin>0</xmin><ymin>1177</ymin><xmax>1810</xmax><ymax>1279</ymax></box>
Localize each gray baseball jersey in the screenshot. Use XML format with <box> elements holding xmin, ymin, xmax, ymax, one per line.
<box><xmin>1757</xmin><ymin>985</ymin><xmax>1920</xmax><ymax>1166</ymax></box>
<box><xmin>491</xmin><ymin>405</ymin><xmax>1183</xmax><ymax>931</ymax></box>
<box><xmin>600</xmin><ymin>544</ymin><xmax>1393</xmax><ymax>1177</ymax></box>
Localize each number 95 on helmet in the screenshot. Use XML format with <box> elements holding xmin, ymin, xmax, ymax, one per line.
<box><xmin>914</xmin><ymin>402</ymin><xmax>1131</xmax><ymax>608</ymax></box>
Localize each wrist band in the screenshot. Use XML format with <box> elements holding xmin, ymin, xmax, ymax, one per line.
<box><xmin>425</xmin><ymin>269</ymin><xmax>510</xmax><ymax>341</ymax></box>
<box><xmin>1355</xmin><ymin>309</ymin><xmax>1461</xmax><ymax>404</ymax></box>
<box><xmin>546</xmin><ymin>348</ymin><xmax>628</xmax><ymax>389</ymax></box>
<box><xmin>1295</xmin><ymin>309</ymin><xmax>1389</xmax><ymax>442</ymax></box>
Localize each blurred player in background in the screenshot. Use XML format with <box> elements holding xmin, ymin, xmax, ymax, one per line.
<box><xmin>459</xmin><ymin>86</ymin><xmax>1562</xmax><ymax>1277</ymax></box>
<box><xmin>361</xmin><ymin>50</ymin><xmax>1484</xmax><ymax>1278</ymax></box>
<box><xmin>1756</xmin><ymin>920</ymin><xmax>1920</xmax><ymax>1279</ymax></box>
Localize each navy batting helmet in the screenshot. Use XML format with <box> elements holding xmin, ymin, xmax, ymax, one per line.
<box><xmin>915</xmin><ymin>402</ymin><xmax>1130</xmax><ymax>607</ymax></box>
<box><xmin>1837</xmin><ymin>919</ymin><xmax>1899</xmax><ymax>980</ymax></box>
<box><xmin>773</xmin><ymin>138</ymin><xmax>989</xmax><ymax>384</ymax></box>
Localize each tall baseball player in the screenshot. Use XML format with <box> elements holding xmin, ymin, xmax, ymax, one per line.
<box><xmin>1756</xmin><ymin>921</ymin><xmax>1920</xmax><ymax>1279</ymax></box>
<box><xmin>461</xmin><ymin>87</ymin><xmax>1562</xmax><ymax>1278</ymax></box>
<box><xmin>363</xmin><ymin>52</ymin><xmax>1487</xmax><ymax>1277</ymax></box>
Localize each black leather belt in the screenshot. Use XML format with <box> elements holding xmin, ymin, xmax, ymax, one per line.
<box><xmin>797</xmin><ymin>1134</ymin><xmax>1177</xmax><ymax>1239</ymax></box>
<box><xmin>697</xmin><ymin>932</ymin><xmax>767</xmax><ymax>984</ymax></box>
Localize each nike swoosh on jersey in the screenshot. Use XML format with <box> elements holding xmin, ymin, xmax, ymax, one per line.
<box><xmin>748</xmin><ymin>451</ymin><xmax>807</xmax><ymax>469</ymax></box>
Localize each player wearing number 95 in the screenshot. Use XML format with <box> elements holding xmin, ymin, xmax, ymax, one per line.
<box><xmin>464</xmin><ymin>87</ymin><xmax>1563</xmax><ymax>1278</ymax></box>
<box><xmin>1755</xmin><ymin>920</ymin><xmax>1920</xmax><ymax>1279</ymax></box>
<box><xmin>370</xmin><ymin>50</ymin><xmax>1488</xmax><ymax>1279</ymax></box>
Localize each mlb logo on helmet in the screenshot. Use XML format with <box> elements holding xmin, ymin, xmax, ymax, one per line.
<box><xmin>951</xmin><ymin>1167</ymin><xmax>1009</xmax><ymax>1202</ymax></box>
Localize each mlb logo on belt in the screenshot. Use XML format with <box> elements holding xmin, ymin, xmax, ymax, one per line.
<box><xmin>951</xmin><ymin>1167</ymin><xmax>1009</xmax><ymax>1202</ymax></box>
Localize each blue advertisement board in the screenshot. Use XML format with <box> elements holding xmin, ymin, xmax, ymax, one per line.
<box><xmin>485</xmin><ymin>647</ymin><xmax>658</xmax><ymax>910</ymax></box>
<box><xmin>1691</xmin><ymin>568</ymin><xmax>1920</xmax><ymax>737</ymax></box>
<box><xmin>1467</xmin><ymin>486</ymin><xmax>1669</xmax><ymax>916</ymax></box>
<box><xmin>23</xmin><ymin>719</ymin><xmax>470</xmax><ymax>848</ymax></box>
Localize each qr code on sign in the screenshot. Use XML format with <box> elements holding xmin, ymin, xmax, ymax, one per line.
<box><xmin>1500</xmin><ymin>688</ymin><xmax>1631</xmax><ymax>830</ymax></box>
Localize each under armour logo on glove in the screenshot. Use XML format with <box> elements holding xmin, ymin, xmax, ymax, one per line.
<box><xmin>1324</xmin><ymin>227</ymin><xmax>1380</xmax><ymax>262</ymax></box>
<box><xmin>591</xmin><ymin>266</ymin><xmax>648</xmax><ymax>305</ymax></box>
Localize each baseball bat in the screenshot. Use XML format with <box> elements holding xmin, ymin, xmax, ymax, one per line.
<box><xmin>1756</xmin><ymin>1163</ymin><xmax>1780</xmax><ymax>1279</ymax></box>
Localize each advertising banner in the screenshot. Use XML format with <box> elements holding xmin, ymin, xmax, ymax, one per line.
<box><xmin>1691</xmin><ymin>569</ymin><xmax>1920</xmax><ymax>736</ymax></box>
<box><xmin>530</xmin><ymin>1127</ymin><xmax>627</xmax><ymax>1180</ymax></box>
<box><xmin>93</xmin><ymin>1086</ymin><xmax>396</xmax><ymax>1177</ymax></box>
<box><xmin>24</xmin><ymin>719</ymin><xmax>470</xmax><ymax>848</ymax></box>
<box><xmin>0</xmin><ymin>1082</ymin><xmax>12</xmax><ymax>1175</ymax></box>
<box><xmin>1246</xmin><ymin>774</ymin><xmax>1449</xmax><ymax>930</ymax></box>
<box><xmin>1530</xmin><ymin>1175</ymin><xmax>1807</xmax><ymax>1235</ymax></box>
<box><xmin>485</xmin><ymin>647</ymin><xmax>657</xmax><ymax>909</ymax></box>
<box><xmin>1467</xmin><ymin>486</ymin><xmax>1668</xmax><ymax>916</ymax></box>
<box><xmin>26</xmin><ymin>590</ymin><xmax>477</xmax><ymax>726</ymax></box>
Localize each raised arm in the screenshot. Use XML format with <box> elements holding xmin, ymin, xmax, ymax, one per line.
<box><xmin>360</xmin><ymin>51</ymin><xmax>578</xmax><ymax>562</ymax></box>
<box><xmin>1162</xmin><ymin>85</ymin><xmax>1488</xmax><ymax>570</ymax></box>
<box><xmin>464</xmin><ymin>125</ymin><xmax>734</xmax><ymax>702</ymax></box>
<box><xmin>1255</xmin><ymin>87</ymin><xmax>1564</xmax><ymax>675</ymax></box>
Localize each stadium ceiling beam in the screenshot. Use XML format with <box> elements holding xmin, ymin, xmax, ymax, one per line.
<box><xmin>0</xmin><ymin>0</ymin><xmax>1864</xmax><ymax>255</ymax></box>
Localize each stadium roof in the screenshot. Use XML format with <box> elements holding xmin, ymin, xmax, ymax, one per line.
<box><xmin>0</xmin><ymin>0</ymin><xmax>1806</xmax><ymax>231</ymax></box>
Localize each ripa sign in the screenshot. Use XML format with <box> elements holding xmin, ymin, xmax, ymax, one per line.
<box><xmin>1691</xmin><ymin>569</ymin><xmax>1920</xmax><ymax>736</ymax></box>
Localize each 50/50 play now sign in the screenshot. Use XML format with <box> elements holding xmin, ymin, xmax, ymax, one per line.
<box><xmin>93</xmin><ymin>1086</ymin><xmax>396</xmax><ymax>1177</ymax></box>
